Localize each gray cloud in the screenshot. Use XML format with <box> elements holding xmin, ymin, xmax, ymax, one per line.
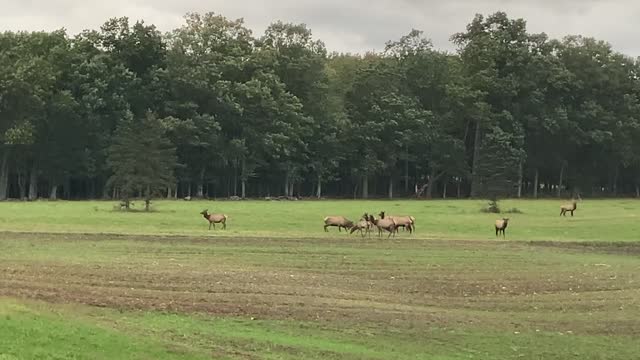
<box><xmin>1</xmin><ymin>0</ymin><xmax>638</xmax><ymax>56</ymax></box>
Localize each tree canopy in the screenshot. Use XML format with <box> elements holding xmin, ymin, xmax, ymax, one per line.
<box><xmin>2</xmin><ymin>11</ymin><xmax>640</xmax><ymax>201</ymax></box>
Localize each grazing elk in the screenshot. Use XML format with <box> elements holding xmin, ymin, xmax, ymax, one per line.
<box><xmin>370</xmin><ymin>212</ymin><xmax>397</xmax><ymax>238</ymax></box>
<box><xmin>495</xmin><ymin>218</ymin><xmax>509</xmax><ymax>238</ymax></box>
<box><xmin>560</xmin><ymin>199</ymin><xmax>578</xmax><ymax>217</ymax></box>
<box><xmin>200</xmin><ymin>209</ymin><xmax>228</xmax><ymax>230</ymax></box>
<box><xmin>323</xmin><ymin>216</ymin><xmax>354</xmax><ymax>232</ymax></box>
<box><xmin>350</xmin><ymin>213</ymin><xmax>373</xmax><ymax>237</ymax></box>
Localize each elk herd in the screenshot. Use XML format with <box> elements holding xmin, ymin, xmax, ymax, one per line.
<box><xmin>199</xmin><ymin>198</ymin><xmax>580</xmax><ymax>239</ymax></box>
<box><xmin>324</xmin><ymin>211</ymin><xmax>416</xmax><ymax>238</ymax></box>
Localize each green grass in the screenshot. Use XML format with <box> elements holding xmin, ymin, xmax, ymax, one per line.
<box><xmin>1</xmin><ymin>199</ymin><xmax>639</xmax><ymax>359</ymax></box>
<box><xmin>0</xmin><ymin>198</ymin><xmax>638</xmax><ymax>241</ymax></box>
<box><xmin>2</xmin><ymin>298</ymin><xmax>638</xmax><ymax>360</ymax></box>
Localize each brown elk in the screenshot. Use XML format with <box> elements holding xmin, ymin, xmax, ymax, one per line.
<box><xmin>383</xmin><ymin>213</ymin><xmax>415</xmax><ymax>234</ymax></box>
<box><xmin>495</xmin><ymin>218</ymin><xmax>509</xmax><ymax>238</ymax></box>
<box><xmin>323</xmin><ymin>216</ymin><xmax>354</xmax><ymax>232</ymax></box>
<box><xmin>370</xmin><ymin>212</ymin><xmax>397</xmax><ymax>238</ymax></box>
<box><xmin>350</xmin><ymin>213</ymin><xmax>373</xmax><ymax>237</ymax></box>
<box><xmin>560</xmin><ymin>199</ymin><xmax>577</xmax><ymax>217</ymax></box>
<box><xmin>200</xmin><ymin>209</ymin><xmax>227</xmax><ymax>230</ymax></box>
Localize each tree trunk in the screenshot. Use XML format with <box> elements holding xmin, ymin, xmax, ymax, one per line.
<box><xmin>404</xmin><ymin>145</ymin><xmax>409</xmax><ymax>194</ymax></box>
<box><xmin>457</xmin><ymin>180</ymin><xmax>461</xmax><ymax>198</ymax></box>
<box><xmin>636</xmin><ymin>184</ymin><xmax>639</xmax><ymax>198</ymax></box>
<box><xmin>517</xmin><ymin>161</ymin><xmax>523</xmax><ymax>198</ymax></box>
<box><xmin>443</xmin><ymin>180</ymin><xmax>448</xmax><ymax>199</ymax></box>
<box><xmin>28</xmin><ymin>164</ymin><xmax>38</xmax><ymax>201</ymax></box>
<box><xmin>240</xmin><ymin>159</ymin><xmax>246</xmax><ymax>198</ymax></box>
<box><xmin>316</xmin><ymin>174</ymin><xmax>322</xmax><ymax>199</ymax></box>
<box><xmin>50</xmin><ymin>184</ymin><xmax>58</xmax><ymax>200</ymax></box>
<box><xmin>197</xmin><ymin>168</ymin><xmax>205</xmax><ymax>198</ymax></box>
<box><xmin>284</xmin><ymin>173</ymin><xmax>289</xmax><ymax>197</ymax></box>
<box><xmin>470</xmin><ymin>119</ymin><xmax>482</xmax><ymax>198</ymax></box>
<box><xmin>0</xmin><ymin>150</ymin><xmax>9</xmax><ymax>200</ymax></box>
<box><xmin>612</xmin><ymin>165</ymin><xmax>619</xmax><ymax>196</ymax></box>
<box><xmin>17</xmin><ymin>171</ymin><xmax>26</xmax><ymax>200</ymax></box>
<box><xmin>289</xmin><ymin>181</ymin><xmax>294</xmax><ymax>197</ymax></box>
<box><xmin>388</xmin><ymin>177</ymin><xmax>393</xmax><ymax>199</ymax></box>
<box><xmin>362</xmin><ymin>176</ymin><xmax>369</xmax><ymax>199</ymax></box>
<box><xmin>533</xmin><ymin>168</ymin><xmax>539</xmax><ymax>199</ymax></box>
<box><xmin>557</xmin><ymin>163</ymin><xmax>565</xmax><ymax>198</ymax></box>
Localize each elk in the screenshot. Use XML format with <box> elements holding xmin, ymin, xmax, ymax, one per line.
<box><xmin>383</xmin><ymin>213</ymin><xmax>415</xmax><ymax>234</ymax></box>
<box><xmin>495</xmin><ymin>218</ymin><xmax>509</xmax><ymax>238</ymax></box>
<box><xmin>560</xmin><ymin>199</ymin><xmax>577</xmax><ymax>217</ymax></box>
<box><xmin>323</xmin><ymin>216</ymin><xmax>354</xmax><ymax>232</ymax></box>
<box><xmin>200</xmin><ymin>209</ymin><xmax>227</xmax><ymax>230</ymax></box>
<box><xmin>370</xmin><ymin>212</ymin><xmax>397</xmax><ymax>238</ymax></box>
<box><xmin>350</xmin><ymin>213</ymin><xmax>373</xmax><ymax>237</ymax></box>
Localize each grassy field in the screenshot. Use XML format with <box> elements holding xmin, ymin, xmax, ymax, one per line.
<box><xmin>0</xmin><ymin>199</ymin><xmax>639</xmax><ymax>359</ymax></box>
<box><xmin>0</xmin><ymin>198</ymin><xmax>639</xmax><ymax>241</ymax></box>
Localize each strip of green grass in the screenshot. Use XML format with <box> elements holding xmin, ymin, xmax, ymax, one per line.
<box><xmin>2</xmin><ymin>298</ymin><xmax>638</xmax><ymax>360</ymax></box>
<box><xmin>0</xmin><ymin>199</ymin><xmax>639</xmax><ymax>241</ymax></box>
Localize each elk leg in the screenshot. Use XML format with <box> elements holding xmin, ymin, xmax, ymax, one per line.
<box><xmin>324</xmin><ymin>224</ymin><xmax>329</xmax><ymax>232</ymax></box>
<box><xmin>209</xmin><ymin>222</ymin><xmax>212</xmax><ymax>230</ymax></box>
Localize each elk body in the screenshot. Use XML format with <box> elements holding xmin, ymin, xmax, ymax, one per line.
<box><xmin>371</xmin><ymin>212</ymin><xmax>397</xmax><ymax>238</ymax></box>
<box><xmin>560</xmin><ymin>200</ymin><xmax>577</xmax><ymax>217</ymax></box>
<box><xmin>200</xmin><ymin>209</ymin><xmax>227</xmax><ymax>230</ymax></box>
<box><xmin>350</xmin><ymin>213</ymin><xmax>373</xmax><ymax>237</ymax></box>
<box><xmin>495</xmin><ymin>218</ymin><xmax>509</xmax><ymax>238</ymax></box>
<box><xmin>384</xmin><ymin>214</ymin><xmax>415</xmax><ymax>234</ymax></box>
<box><xmin>323</xmin><ymin>216</ymin><xmax>354</xmax><ymax>232</ymax></box>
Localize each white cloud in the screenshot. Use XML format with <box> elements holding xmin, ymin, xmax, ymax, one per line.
<box><xmin>0</xmin><ymin>0</ymin><xmax>638</xmax><ymax>56</ymax></box>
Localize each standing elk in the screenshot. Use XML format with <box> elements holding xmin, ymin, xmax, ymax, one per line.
<box><xmin>350</xmin><ymin>213</ymin><xmax>373</xmax><ymax>237</ymax></box>
<box><xmin>371</xmin><ymin>212</ymin><xmax>397</xmax><ymax>238</ymax></box>
<box><xmin>323</xmin><ymin>216</ymin><xmax>354</xmax><ymax>232</ymax></box>
<box><xmin>200</xmin><ymin>209</ymin><xmax>228</xmax><ymax>230</ymax></box>
<box><xmin>495</xmin><ymin>218</ymin><xmax>509</xmax><ymax>238</ymax></box>
<box><xmin>560</xmin><ymin>199</ymin><xmax>578</xmax><ymax>217</ymax></box>
<box><xmin>383</xmin><ymin>213</ymin><xmax>415</xmax><ymax>234</ymax></box>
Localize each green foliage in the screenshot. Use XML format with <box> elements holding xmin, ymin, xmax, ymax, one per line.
<box><xmin>2</xmin><ymin>11</ymin><xmax>640</xmax><ymax>200</ymax></box>
<box><xmin>107</xmin><ymin>112</ymin><xmax>177</xmax><ymax>210</ymax></box>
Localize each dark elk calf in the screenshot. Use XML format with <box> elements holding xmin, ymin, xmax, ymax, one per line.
<box><xmin>200</xmin><ymin>209</ymin><xmax>228</xmax><ymax>230</ymax></box>
<box><xmin>495</xmin><ymin>218</ymin><xmax>509</xmax><ymax>238</ymax></box>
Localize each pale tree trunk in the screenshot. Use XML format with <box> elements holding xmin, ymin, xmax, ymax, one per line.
<box><xmin>517</xmin><ymin>161</ymin><xmax>523</xmax><ymax>198</ymax></box>
<box><xmin>557</xmin><ymin>163</ymin><xmax>565</xmax><ymax>198</ymax></box>
<box><xmin>49</xmin><ymin>184</ymin><xmax>58</xmax><ymax>200</ymax></box>
<box><xmin>28</xmin><ymin>164</ymin><xmax>38</xmax><ymax>200</ymax></box>
<box><xmin>533</xmin><ymin>168</ymin><xmax>539</xmax><ymax>199</ymax></box>
<box><xmin>404</xmin><ymin>145</ymin><xmax>409</xmax><ymax>194</ymax></box>
<box><xmin>388</xmin><ymin>177</ymin><xmax>393</xmax><ymax>199</ymax></box>
<box><xmin>197</xmin><ymin>168</ymin><xmax>205</xmax><ymax>198</ymax></box>
<box><xmin>167</xmin><ymin>187</ymin><xmax>172</xmax><ymax>198</ymax></box>
<box><xmin>612</xmin><ymin>165</ymin><xmax>619</xmax><ymax>196</ymax></box>
<box><xmin>426</xmin><ymin>172</ymin><xmax>443</xmax><ymax>199</ymax></box>
<box><xmin>284</xmin><ymin>173</ymin><xmax>289</xmax><ymax>196</ymax></box>
<box><xmin>457</xmin><ymin>180</ymin><xmax>462</xmax><ymax>198</ymax></box>
<box><xmin>362</xmin><ymin>176</ymin><xmax>369</xmax><ymax>199</ymax></box>
<box><xmin>442</xmin><ymin>180</ymin><xmax>448</xmax><ymax>199</ymax></box>
<box><xmin>17</xmin><ymin>171</ymin><xmax>26</xmax><ymax>199</ymax></box>
<box><xmin>289</xmin><ymin>182</ymin><xmax>294</xmax><ymax>197</ymax></box>
<box><xmin>470</xmin><ymin>120</ymin><xmax>482</xmax><ymax>198</ymax></box>
<box><xmin>240</xmin><ymin>158</ymin><xmax>246</xmax><ymax>199</ymax></box>
<box><xmin>0</xmin><ymin>150</ymin><xmax>9</xmax><ymax>200</ymax></box>
<box><xmin>316</xmin><ymin>174</ymin><xmax>322</xmax><ymax>199</ymax></box>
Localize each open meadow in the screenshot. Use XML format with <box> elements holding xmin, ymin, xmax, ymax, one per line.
<box><xmin>1</xmin><ymin>199</ymin><xmax>639</xmax><ymax>359</ymax></box>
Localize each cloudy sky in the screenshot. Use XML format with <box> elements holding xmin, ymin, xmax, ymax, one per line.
<box><xmin>1</xmin><ymin>0</ymin><xmax>638</xmax><ymax>56</ymax></box>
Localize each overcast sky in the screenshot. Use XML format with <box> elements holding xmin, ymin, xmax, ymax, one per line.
<box><xmin>1</xmin><ymin>0</ymin><xmax>638</xmax><ymax>56</ymax></box>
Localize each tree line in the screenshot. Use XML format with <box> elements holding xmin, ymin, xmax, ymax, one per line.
<box><xmin>2</xmin><ymin>11</ymin><xmax>640</xmax><ymax>202</ymax></box>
